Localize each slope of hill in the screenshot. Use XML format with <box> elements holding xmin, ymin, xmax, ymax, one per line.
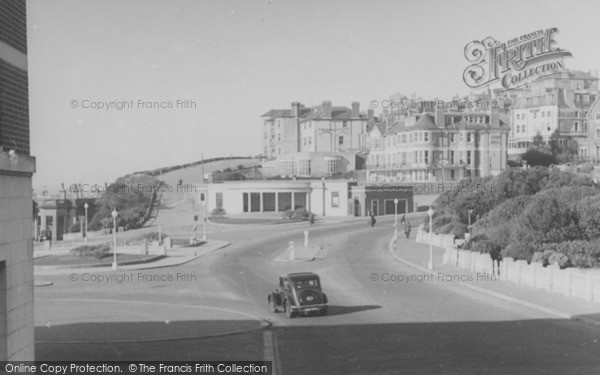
<box><xmin>156</xmin><ymin>158</ymin><xmax>261</xmax><ymax>188</ymax></box>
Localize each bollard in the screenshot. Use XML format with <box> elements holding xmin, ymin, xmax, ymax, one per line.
<box><xmin>159</xmin><ymin>227</ymin><xmax>162</xmax><ymax>244</ymax></box>
<box><xmin>289</xmin><ymin>241</ymin><xmax>295</xmax><ymax>261</ymax></box>
<box><xmin>304</xmin><ymin>231</ymin><xmax>309</xmax><ymax>247</ymax></box>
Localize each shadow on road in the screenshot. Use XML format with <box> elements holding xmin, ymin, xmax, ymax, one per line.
<box><xmin>35</xmin><ymin>317</ymin><xmax>600</xmax><ymax>374</ymax></box>
<box><xmin>325</xmin><ymin>304</ymin><xmax>381</xmax><ymax>316</ymax></box>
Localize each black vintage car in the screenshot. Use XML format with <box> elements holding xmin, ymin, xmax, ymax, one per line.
<box><xmin>267</xmin><ymin>272</ymin><xmax>328</xmax><ymax>318</ymax></box>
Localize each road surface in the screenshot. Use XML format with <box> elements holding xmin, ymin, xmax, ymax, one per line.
<box><xmin>35</xmin><ymin>217</ymin><xmax>600</xmax><ymax>374</ymax></box>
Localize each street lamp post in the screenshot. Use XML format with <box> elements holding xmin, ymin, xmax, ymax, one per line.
<box><xmin>427</xmin><ymin>206</ymin><xmax>435</xmax><ymax>270</ymax></box>
<box><xmin>393</xmin><ymin>198</ymin><xmax>399</xmax><ymax>238</ymax></box>
<box><xmin>111</xmin><ymin>208</ymin><xmax>118</xmax><ymax>270</ymax></box>
<box><xmin>468</xmin><ymin>209</ymin><xmax>474</xmax><ymax>237</ymax></box>
<box><xmin>202</xmin><ymin>201</ymin><xmax>207</xmax><ymax>241</ymax></box>
<box><xmin>84</xmin><ymin>202</ymin><xmax>89</xmax><ymax>242</ymax></box>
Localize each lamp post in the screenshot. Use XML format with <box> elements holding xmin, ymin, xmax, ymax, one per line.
<box><xmin>84</xmin><ymin>202</ymin><xmax>89</xmax><ymax>242</ymax></box>
<box><xmin>427</xmin><ymin>206</ymin><xmax>434</xmax><ymax>270</ymax></box>
<box><xmin>111</xmin><ymin>208</ymin><xmax>118</xmax><ymax>270</ymax></box>
<box><xmin>468</xmin><ymin>209</ymin><xmax>473</xmax><ymax>235</ymax></box>
<box><xmin>321</xmin><ymin>176</ymin><xmax>326</xmax><ymax>217</ymax></box>
<box><xmin>202</xmin><ymin>201</ymin><xmax>207</xmax><ymax>241</ymax></box>
<box><xmin>393</xmin><ymin>198</ymin><xmax>399</xmax><ymax>238</ymax></box>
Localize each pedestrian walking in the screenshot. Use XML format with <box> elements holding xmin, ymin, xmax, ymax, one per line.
<box><xmin>400</xmin><ymin>214</ymin><xmax>406</xmax><ymax>227</ymax></box>
<box><xmin>370</xmin><ymin>214</ymin><xmax>377</xmax><ymax>227</ymax></box>
<box><xmin>309</xmin><ymin>213</ymin><xmax>316</xmax><ymax>226</ymax></box>
<box><xmin>404</xmin><ymin>220</ymin><xmax>411</xmax><ymax>239</ymax></box>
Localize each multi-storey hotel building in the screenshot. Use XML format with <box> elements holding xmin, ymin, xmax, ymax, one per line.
<box><xmin>508</xmin><ymin>70</ymin><xmax>598</xmax><ymax>160</ymax></box>
<box><xmin>366</xmin><ymin>103</ymin><xmax>509</xmax><ymax>183</ymax></box>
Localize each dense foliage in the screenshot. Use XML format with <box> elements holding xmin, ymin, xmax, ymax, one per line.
<box><xmin>88</xmin><ymin>174</ymin><xmax>165</xmax><ymax>231</ymax></box>
<box><xmin>430</xmin><ymin>166</ymin><xmax>600</xmax><ymax>267</ymax></box>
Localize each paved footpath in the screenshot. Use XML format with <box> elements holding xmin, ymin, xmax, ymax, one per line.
<box><xmin>34</xmin><ymin>240</ymin><xmax>230</xmax><ymax>276</ymax></box>
<box><xmin>392</xmin><ymin>233</ymin><xmax>600</xmax><ymax>327</ymax></box>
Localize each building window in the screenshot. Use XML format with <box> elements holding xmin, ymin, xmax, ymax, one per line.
<box><xmin>574</xmin><ymin>121</ymin><xmax>579</xmax><ymax>131</ymax></box>
<box><xmin>467</xmin><ymin>151</ymin><xmax>472</xmax><ymax>165</ymax></box>
<box><xmin>516</xmin><ymin>114</ymin><xmax>520</xmax><ymax>120</ymax></box>
<box><xmin>450</xmin><ymin>151</ymin><xmax>455</xmax><ymax>164</ymax></box>
<box><xmin>424</xmin><ymin>132</ymin><xmax>429</xmax><ymax>142</ymax></box>
<box><xmin>450</xmin><ymin>133</ymin><xmax>455</xmax><ymax>143</ymax></box>
<box><xmin>339</xmin><ymin>136</ymin><xmax>344</xmax><ymax>145</ymax></box>
<box><xmin>424</xmin><ymin>150</ymin><xmax>429</xmax><ymax>165</ymax></box>
<box><xmin>401</xmin><ymin>134</ymin><xmax>406</xmax><ymax>143</ymax></box>
<box><xmin>541</xmin><ymin>112</ymin><xmax>545</xmax><ymax>118</ymax></box>
<box><xmin>331</xmin><ymin>192</ymin><xmax>339</xmax><ymax>207</ymax></box>
<box><xmin>575</xmin><ymin>111</ymin><xmax>579</xmax><ymax>118</ymax></box>
<box><xmin>343</xmin><ymin>121</ymin><xmax>348</xmax><ymax>128</ymax></box>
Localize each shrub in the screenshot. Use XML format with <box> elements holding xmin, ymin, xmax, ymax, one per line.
<box><xmin>470</xmin><ymin>240</ymin><xmax>501</xmax><ymax>257</ymax></box>
<box><xmin>501</xmin><ymin>242</ymin><xmax>534</xmax><ymax>263</ymax></box>
<box><xmin>67</xmin><ymin>221</ymin><xmax>81</xmax><ymax>233</ymax></box>
<box><xmin>463</xmin><ymin>233</ymin><xmax>488</xmax><ymax>251</ymax></box>
<box><xmin>510</xmin><ymin>188</ymin><xmax>584</xmax><ymax>245</ymax></box>
<box><xmin>531</xmin><ymin>248</ymin><xmax>570</xmax><ymax>268</ymax></box>
<box><xmin>450</xmin><ymin>223</ymin><xmax>468</xmax><ymax>238</ymax></box>
<box><xmin>282</xmin><ymin>210</ymin><xmax>293</xmax><ymax>219</ymax></box>
<box><xmin>574</xmin><ymin>195</ymin><xmax>600</xmax><ymax>241</ymax></box>
<box><xmin>578</xmin><ymin>163</ymin><xmax>595</xmax><ymax>174</ymax></box>
<box><xmin>437</xmin><ymin>221</ymin><xmax>468</xmax><ymax>238</ymax></box>
<box><xmin>139</xmin><ymin>231</ymin><xmax>167</xmax><ymax>242</ymax></box>
<box><xmin>553</xmin><ymin>240</ymin><xmax>600</xmax><ymax>268</ymax></box>
<box><xmin>70</xmin><ymin>243</ymin><xmax>110</xmax><ymax>260</ymax></box>
<box><xmin>210</xmin><ymin>207</ymin><xmax>227</xmax><ymax>217</ymax></box>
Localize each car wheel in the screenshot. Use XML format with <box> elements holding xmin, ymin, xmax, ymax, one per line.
<box><xmin>285</xmin><ymin>300</ymin><xmax>295</xmax><ymax>318</ymax></box>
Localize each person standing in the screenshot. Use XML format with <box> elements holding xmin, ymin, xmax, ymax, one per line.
<box><xmin>404</xmin><ymin>220</ymin><xmax>411</xmax><ymax>239</ymax></box>
<box><xmin>370</xmin><ymin>214</ymin><xmax>376</xmax><ymax>227</ymax></box>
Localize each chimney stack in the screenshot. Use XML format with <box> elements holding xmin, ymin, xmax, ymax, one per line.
<box><xmin>351</xmin><ymin>101</ymin><xmax>360</xmax><ymax>118</ymax></box>
<box><xmin>322</xmin><ymin>100</ymin><xmax>332</xmax><ymax>119</ymax></box>
<box><xmin>367</xmin><ymin>109</ymin><xmax>374</xmax><ymax>121</ymax></box>
<box><xmin>291</xmin><ymin>102</ymin><xmax>300</xmax><ymax>118</ymax></box>
<box><xmin>434</xmin><ymin>102</ymin><xmax>445</xmax><ymax>127</ymax></box>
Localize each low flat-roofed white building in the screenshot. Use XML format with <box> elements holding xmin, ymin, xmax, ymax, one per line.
<box><xmin>197</xmin><ymin>180</ymin><xmax>354</xmax><ymax>217</ymax></box>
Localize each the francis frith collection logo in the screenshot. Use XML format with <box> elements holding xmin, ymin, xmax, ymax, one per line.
<box><xmin>463</xmin><ymin>27</ymin><xmax>572</xmax><ymax>89</ymax></box>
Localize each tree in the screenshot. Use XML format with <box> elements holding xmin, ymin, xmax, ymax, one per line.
<box><xmin>522</xmin><ymin>148</ymin><xmax>555</xmax><ymax>167</ymax></box>
<box><xmin>532</xmin><ymin>131</ymin><xmax>545</xmax><ymax>149</ymax></box>
<box><xmin>549</xmin><ymin>128</ymin><xmax>562</xmax><ymax>156</ymax></box>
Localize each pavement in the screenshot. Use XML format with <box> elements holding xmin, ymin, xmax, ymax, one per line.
<box><xmin>390</xmin><ymin>232</ymin><xmax>600</xmax><ymax>327</ymax></box>
<box><xmin>34</xmin><ymin>240</ymin><xmax>231</xmax><ymax>275</ymax></box>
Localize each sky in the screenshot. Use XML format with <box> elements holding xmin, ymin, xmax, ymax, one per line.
<box><xmin>26</xmin><ymin>0</ymin><xmax>600</xmax><ymax>193</ymax></box>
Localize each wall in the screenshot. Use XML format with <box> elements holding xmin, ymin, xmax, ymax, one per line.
<box><xmin>0</xmin><ymin>153</ymin><xmax>36</xmax><ymax>360</ymax></box>
<box><xmin>0</xmin><ymin>0</ymin><xmax>34</xmax><ymax>360</ymax></box>
<box><xmin>416</xmin><ymin>227</ymin><xmax>600</xmax><ymax>304</ymax></box>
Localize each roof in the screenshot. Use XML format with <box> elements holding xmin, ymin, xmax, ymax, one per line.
<box><xmin>301</xmin><ymin>105</ymin><xmax>366</xmax><ymax>122</ymax></box>
<box><xmin>589</xmin><ymin>96</ymin><xmax>600</xmax><ymax>115</ymax></box>
<box><xmin>261</xmin><ymin>107</ymin><xmax>312</xmax><ymax>120</ymax></box>
<box><xmin>367</xmin><ymin>122</ymin><xmax>387</xmax><ymax>135</ymax></box>
<box><xmin>284</xmin><ymin>272</ymin><xmax>320</xmax><ymax>281</ymax></box>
